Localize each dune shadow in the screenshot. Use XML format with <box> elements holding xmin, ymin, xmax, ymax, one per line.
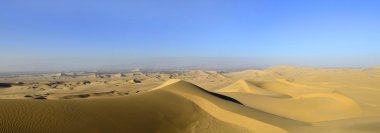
<box><xmin>191</xmin><ymin>84</ymin><xmax>243</xmax><ymax>105</ymax></box>
<box><xmin>62</xmin><ymin>94</ymin><xmax>91</xmax><ymax>99</ymax></box>
<box><xmin>0</xmin><ymin>83</ymin><xmax>12</xmax><ymax>88</ymax></box>
<box><xmin>206</xmin><ymin>91</ymin><xmax>243</xmax><ymax>105</ymax></box>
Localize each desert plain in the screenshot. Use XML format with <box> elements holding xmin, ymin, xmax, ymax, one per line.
<box><xmin>0</xmin><ymin>66</ymin><xmax>380</xmax><ymax>133</ymax></box>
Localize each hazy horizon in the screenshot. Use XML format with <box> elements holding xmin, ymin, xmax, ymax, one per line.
<box><xmin>1</xmin><ymin>0</ymin><xmax>380</xmax><ymax>72</ymax></box>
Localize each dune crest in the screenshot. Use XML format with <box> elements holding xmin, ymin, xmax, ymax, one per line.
<box><xmin>0</xmin><ymin>79</ymin><xmax>287</xmax><ymax>132</ymax></box>
<box><xmin>155</xmin><ymin>79</ymin><xmax>287</xmax><ymax>133</ymax></box>
<box><xmin>217</xmin><ymin>80</ymin><xmax>287</xmax><ymax>97</ymax></box>
<box><xmin>220</xmin><ymin>90</ymin><xmax>363</xmax><ymax>122</ymax></box>
<box><xmin>257</xmin><ymin>79</ymin><xmax>335</xmax><ymax>97</ymax></box>
<box><xmin>151</xmin><ymin>79</ymin><xmax>182</xmax><ymax>90</ymax></box>
<box><xmin>1</xmin><ymin>67</ymin><xmax>380</xmax><ymax>132</ymax></box>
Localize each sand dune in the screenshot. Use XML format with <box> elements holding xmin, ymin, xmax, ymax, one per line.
<box><xmin>1</xmin><ymin>67</ymin><xmax>380</xmax><ymax>132</ymax></box>
<box><xmin>254</xmin><ymin>79</ymin><xmax>335</xmax><ymax>97</ymax></box>
<box><xmin>221</xmin><ymin>91</ymin><xmax>362</xmax><ymax>122</ymax></box>
<box><xmin>218</xmin><ymin>78</ymin><xmax>364</xmax><ymax>123</ymax></box>
<box><xmin>0</xmin><ymin>79</ymin><xmax>286</xmax><ymax>133</ymax></box>
<box><xmin>153</xmin><ymin>79</ymin><xmax>287</xmax><ymax>132</ymax></box>
<box><xmin>226</xmin><ymin>70</ymin><xmax>278</xmax><ymax>79</ymax></box>
<box><xmin>217</xmin><ymin>80</ymin><xmax>288</xmax><ymax>97</ymax></box>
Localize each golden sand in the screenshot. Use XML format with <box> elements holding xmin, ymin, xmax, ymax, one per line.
<box><xmin>0</xmin><ymin>67</ymin><xmax>379</xmax><ymax>132</ymax></box>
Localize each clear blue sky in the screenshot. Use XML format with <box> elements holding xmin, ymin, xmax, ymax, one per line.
<box><xmin>1</xmin><ymin>0</ymin><xmax>379</xmax><ymax>72</ymax></box>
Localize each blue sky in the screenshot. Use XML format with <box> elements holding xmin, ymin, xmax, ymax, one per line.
<box><xmin>1</xmin><ymin>0</ymin><xmax>380</xmax><ymax>72</ymax></box>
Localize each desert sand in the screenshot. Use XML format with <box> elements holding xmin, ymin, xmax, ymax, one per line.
<box><xmin>0</xmin><ymin>66</ymin><xmax>380</xmax><ymax>132</ymax></box>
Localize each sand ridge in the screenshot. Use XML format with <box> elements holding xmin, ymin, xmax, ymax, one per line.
<box><xmin>217</xmin><ymin>79</ymin><xmax>288</xmax><ymax>97</ymax></box>
<box><xmin>1</xmin><ymin>67</ymin><xmax>380</xmax><ymax>132</ymax></box>
<box><xmin>218</xmin><ymin>78</ymin><xmax>363</xmax><ymax>122</ymax></box>
<box><xmin>152</xmin><ymin>79</ymin><xmax>287</xmax><ymax>132</ymax></box>
<box><xmin>0</xmin><ymin>79</ymin><xmax>257</xmax><ymax>132</ymax></box>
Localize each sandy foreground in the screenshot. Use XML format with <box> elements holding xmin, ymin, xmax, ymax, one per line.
<box><xmin>0</xmin><ymin>66</ymin><xmax>380</xmax><ymax>133</ymax></box>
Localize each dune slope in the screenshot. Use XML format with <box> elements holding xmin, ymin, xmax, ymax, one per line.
<box><xmin>153</xmin><ymin>79</ymin><xmax>287</xmax><ymax>133</ymax></box>
<box><xmin>217</xmin><ymin>80</ymin><xmax>288</xmax><ymax>97</ymax></box>
<box><xmin>220</xmin><ymin>83</ymin><xmax>363</xmax><ymax>123</ymax></box>
<box><xmin>0</xmin><ymin>79</ymin><xmax>286</xmax><ymax>133</ymax></box>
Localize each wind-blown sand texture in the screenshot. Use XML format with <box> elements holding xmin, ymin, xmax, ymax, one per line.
<box><xmin>0</xmin><ymin>66</ymin><xmax>380</xmax><ymax>132</ymax></box>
